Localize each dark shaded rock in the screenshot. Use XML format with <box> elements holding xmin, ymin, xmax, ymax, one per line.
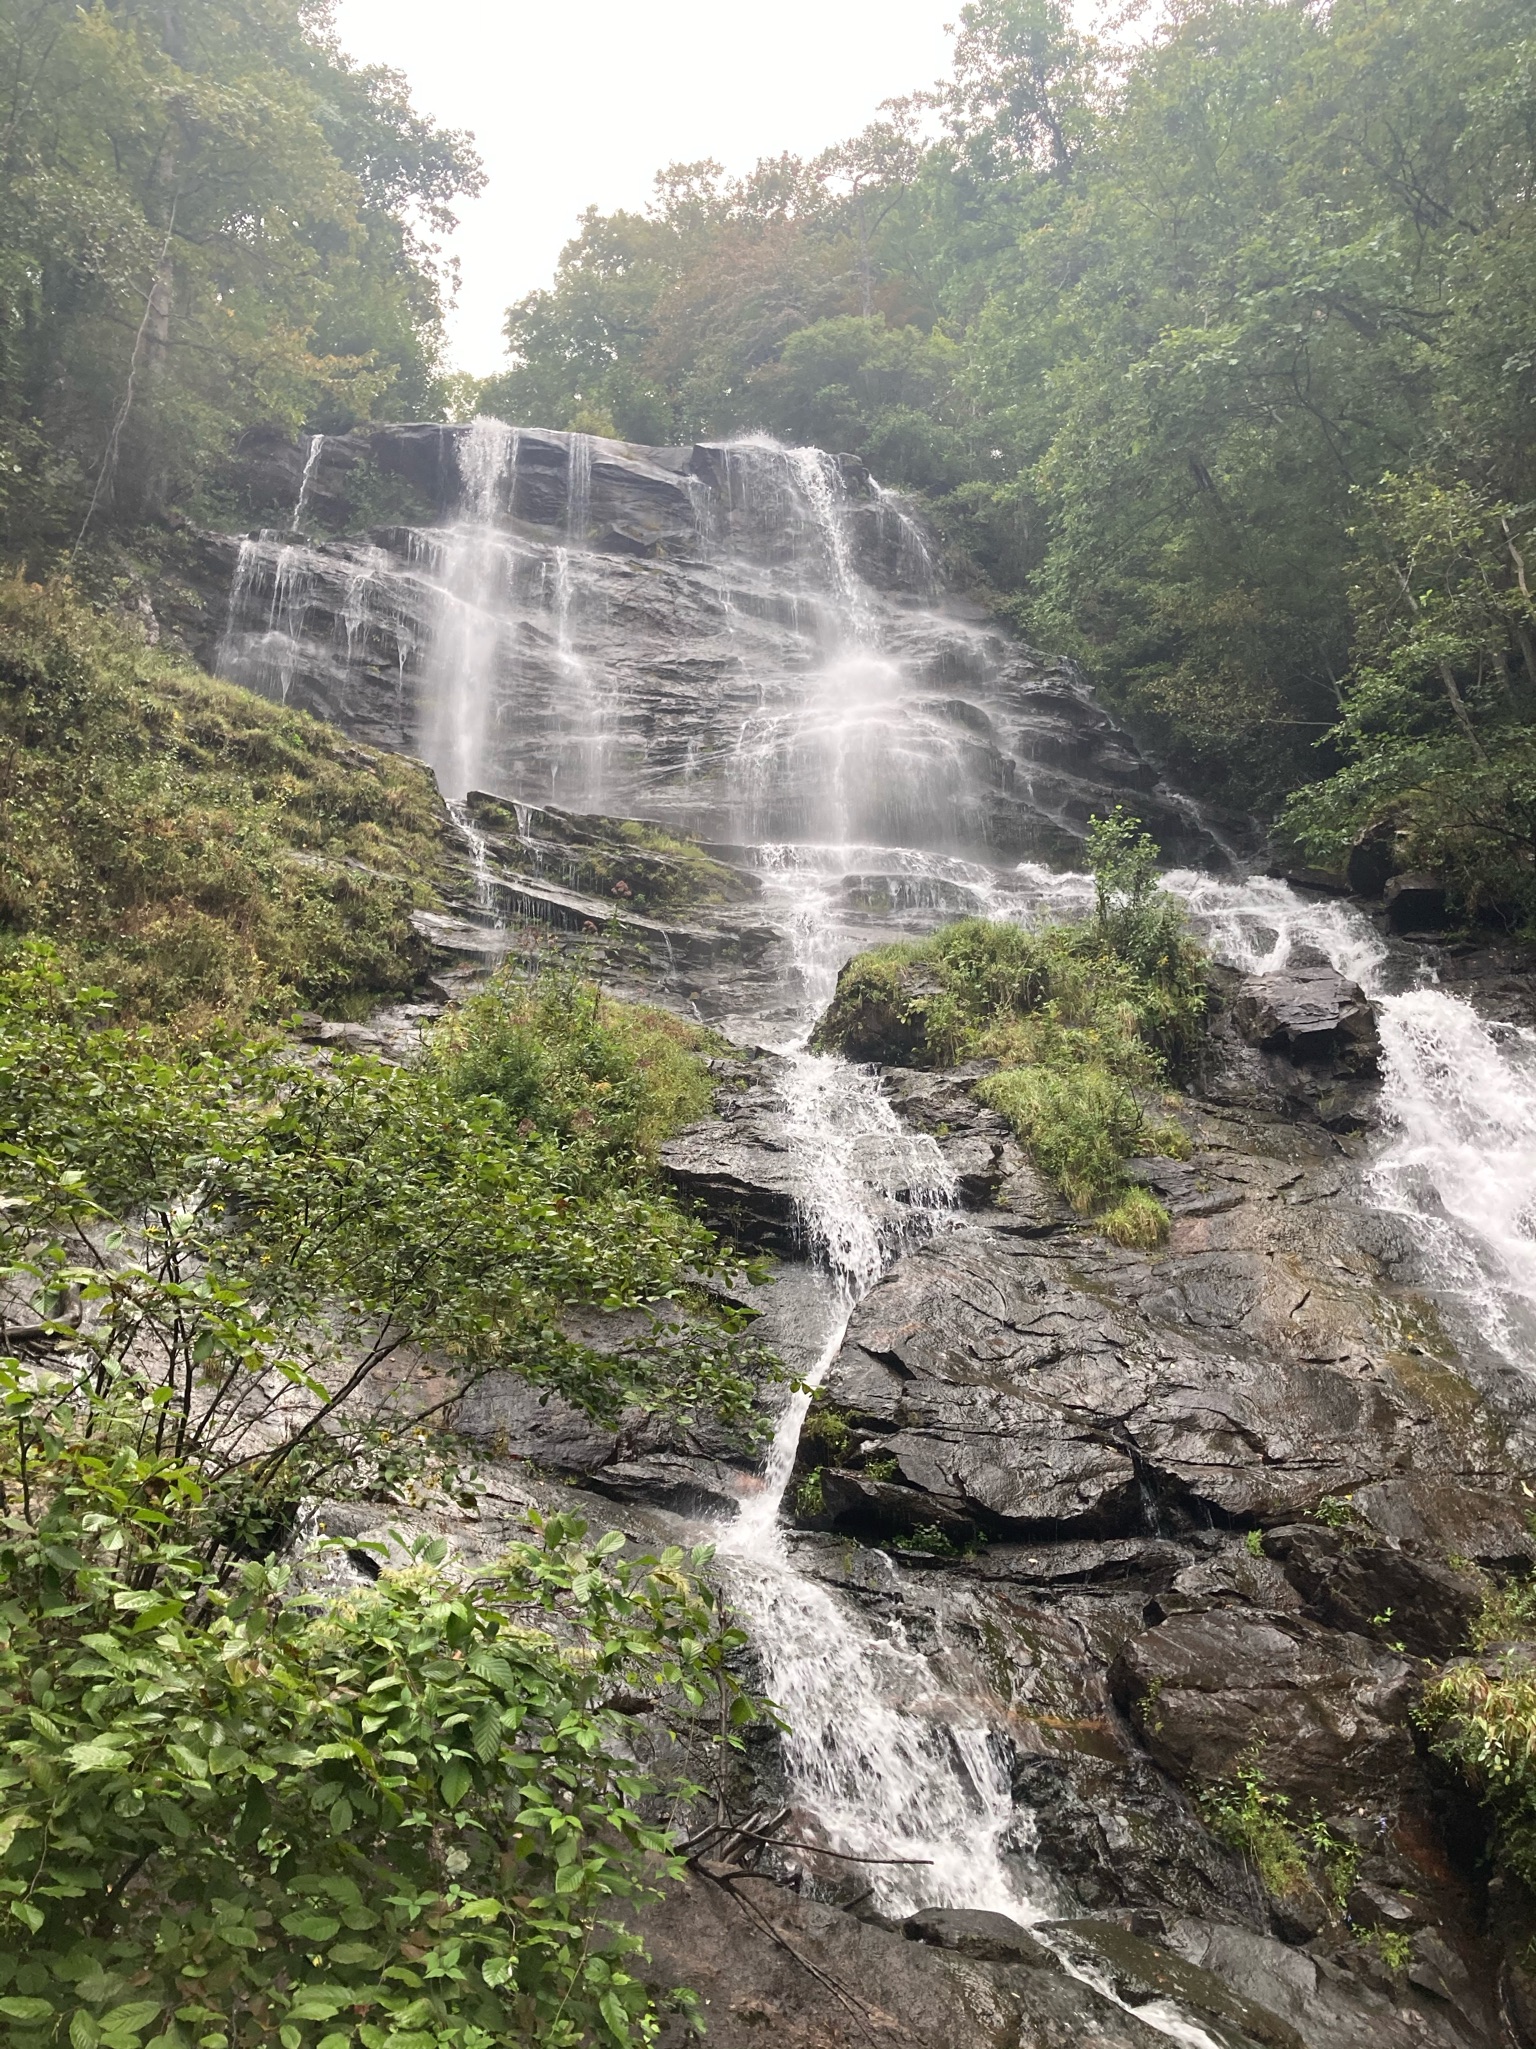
<box><xmin>1011</xmin><ymin>1751</ymin><xmax>1269</xmax><ymax>1928</ymax></box>
<box><xmin>1262</xmin><ymin>1521</ymin><xmax>1482</xmax><ymax>1660</ymax></box>
<box><xmin>454</xmin><ymin>1372</ymin><xmax>617</xmax><ymax>1472</ymax></box>
<box><xmin>1385</xmin><ymin>872</ymin><xmax>1451</xmax><ymax>933</ymax></box>
<box><xmin>1110</xmin><ymin>1609</ymin><xmax>1417</xmax><ymax>1806</ymax></box>
<box><xmin>581</xmin><ymin>1454</ymin><xmax>741</xmax><ymax>1519</ymax></box>
<box><xmin>903</xmin><ymin>1905</ymin><xmax>1051</xmax><ymax>1964</ymax></box>
<box><xmin>1345</xmin><ymin>831</ymin><xmax>1396</xmax><ymax>900</ymax></box>
<box><xmin>817</xmin><ymin>1468</ymin><xmax>977</xmax><ymax>1547</ymax></box>
<box><xmin>1232</xmin><ymin>967</ymin><xmax>1379</xmax><ymax>1072</ymax></box>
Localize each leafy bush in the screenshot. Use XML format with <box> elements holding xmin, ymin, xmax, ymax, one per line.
<box><xmin>1197</xmin><ymin>1759</ymin><xmax>1359</xmax><ymax>1915</ymax></box>
<box><xmin>0</xmin><ymin>580</ymin><xmax>450</xmax><ymax>1025</ymax></box>
<box><xmin>1419</xmin><ymin>1650</ymin><xmax>1536</xmax><ymax>1891</ymax></box>
<box><xmin>427</xmin><ymin>964</ymin><xmax>718</xmax><ymax>1179</ymax></box>
<box><xmin>0</xmin><ymin>1381</ymin><xmax>749</xmax><ymax>2049</ymax></box>
<box><xmin>0</xmin><ymin>945</ymin><xmax>768</xmax><ymax>1471</ymax></box>
<box><xmin>0</xmin><ymin>943</ymin><xmax>771</xmax><ymax>2048</ymax></box>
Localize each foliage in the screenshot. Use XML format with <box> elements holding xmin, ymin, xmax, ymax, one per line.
<box><xmin>813</xmin><ymin>818</ymin><xmax>1202</xmax><ymax>1218</ymax></box>
<box><xmin>0</xmin><ymin>946</ymin><xmax>769</xmax><ymax>1464</ymax></box>
<box><xmin>0</xmin><ymin>0</ymin><xmax>482</xmax><ymax>556</ymax></box>
<box><xmin>1197</xmin><ymin>1759</ymin><xmax>1359</xmax><ymax>1915</ymax></box>
<box><xmin>1419</xmin><ymin>1650</ymin><xmax>1536</xmax><ymax>1893</ymax></box>
<box><xmin>793</xmin><ymin>1470</ymin><xmax>826</xmax><ymax>1519</ymax></box>
<box><xmin>0</xmin><ymin>1375</ymin><xmax>750</xmax><ymax>2049</ymax></box>
<box><xmin>0</xmin><ymin>579</ymin><xmax>451</xmax><ymax>1025</ymax></box>
<box><xmin>427</xmin><ymin>963</ymin><xmax>718</xmax><ymax>1182</ymax></box>
<box><xmin>1096</xmin><ymin>1185</ymin><xmax>1172</xmax><ymax>1251</ymax></box>
<box><xmin>1283</xmin><ymin>478</ymin><xmax>1536</xmax><ymax>926</ymax></box>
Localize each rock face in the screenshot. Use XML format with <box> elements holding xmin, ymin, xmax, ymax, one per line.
<box><xmin>204</xmin><ymin>422</ymin><xmax>1211</xmax><ymax>870</ymax></box>
<box><xmin>631</xmin><ymin>993</ymin><xmax>1535</xmax><ymax>2049</ymax></box>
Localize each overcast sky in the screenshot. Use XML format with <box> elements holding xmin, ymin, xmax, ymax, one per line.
<box><xmin>331</xmin><ymin>0</ymin><xmax>961</xmax><ymax>377</ymax></box>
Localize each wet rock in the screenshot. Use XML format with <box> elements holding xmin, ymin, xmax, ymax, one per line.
<box><xmin>1384</xmin><ymin>872</ymin><xmax>1451</xmax><ymax>933</ymax></box>
<box><xmin>1110</xmin><ymin>1609</ymin><xmax>1418</xmax><ymax>1806</ymax></box>
<box><xmin>1232</xmin><ymin>966</ymin><xmax>1379</xmax><ymax>1072</ymax></box>
<box><xmin>1011</xmin><ymin>1752</ymin><xmax>1268</xmax><ymax>1928</ymax></box>
<box><xmin>817</xmin><ymin>1468</ymin><xmax>977</xmax><ymax>1548</ymax></box>
<box><xmin>1261</xmin><ymin>1521</ymin><xmax>1482</xmax><ymax>1660</ymax></box>
<box><xmin>1350</xmin><ymin>1475</ymin><xmax>1536</xmax><ymax>1567</ymax></box>
<box><xmin>1164</xmin><ymin>1916</ymin><xmax>1487</xmax><ymax>2049</ymax></box>
<box><xmin>582</xmin><ymin>1454</ymin><xmax>744</xmax><ymax>1519</ymax></box>
<box><xmin>1042</xmin><ymin>1918</ymin><xmax>1307</xmax><ymax>2049</ymax></box>
<box><xmin>641</xmin><ymin>1868</ymin><xmax>1183</xmax><ymax>2047</ymax></box>
<box><xmin>902</xmin><ymin>1905</ymin><xmax>1052</xmax><ymax>1964</ymax></box>
<box><xmin>455</xmin><ymin>1372</ymin><xmax>618</xmax><ymax>1471</ymax></box>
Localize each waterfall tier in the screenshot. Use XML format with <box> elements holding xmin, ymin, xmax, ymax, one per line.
<box><xmin>214</xmin><ymin>420</ymin><xmax>1210</xmax><ymax>868</ymax></box>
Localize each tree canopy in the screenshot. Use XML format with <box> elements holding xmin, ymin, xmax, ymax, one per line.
<box><xmin>0</xmin><ymin>0</ymin><xmax>481</xmax><ymax>550</ymax></box>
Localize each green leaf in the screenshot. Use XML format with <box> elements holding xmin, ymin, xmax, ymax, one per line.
<box><xmin>441</xmin><ymin>1762</ymin><xmax>472</xmax><ymax>1808</ymax></box>
<box><xmin>280</xmin><ymin>1912</ymin><xmax>341</xmax><ymax>1942</ymax></box>
<box><xmin>0</xmin><ymin>1999</ymin><xmax>55</xmax><ymax>2023</ymax></box>
<box><xmin>71</xmin><ymin>2012</ymin><xmax>102</xmax><ymax>2049</ymax></box>
<box><xmin>66</xmin><ymin>1743</ymin><xmax>129</xmax><ymax>1773</ymax></box>
<box><xmin>600</xmin><ymin>1989</ymin><xmax>631</xmax><ymax>2041</ymax></box>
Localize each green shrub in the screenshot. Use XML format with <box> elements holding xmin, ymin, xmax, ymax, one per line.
<box><xmin>1097</xmin><ymin>1184</ymin><xmax>1173</xmax><ymax>1250</ymax></box>
<box><xmin>1197</xmin><ymin>1759</ymin><xmax>1359</xmax><ymax>1914</ymax></box>
<box><xmin>0</xmin><ymin>578</ymin><xmax>450</xmax><ymax>1025</ymax></box>
<box><xmin>1420</xmin><ymin>1651</ymin><xmax>1536</xmax><ymax>1890</ymax></box>
<box><xmin>427</xmin><ymin>962</ymin><xmax>718</xmax><ymax>1178</ymax></box>
<box><xmin>0</xmin><ymin>1385</ymin><xmax>750</xmax><ymax>2049</ymax></box>
<box><xmin>813</xmin><ymin>814</ymin><xmax>1204</xmax><ymax>1224</ymax></box>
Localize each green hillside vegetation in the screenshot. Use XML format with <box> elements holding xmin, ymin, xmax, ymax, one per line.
<box><xmin>814</xmin><ymin>811</ymin><xmax>1203</xmax><ymax>1244</ymax></box>
<box><xmin>0</xmin><ymin>934</ymin><xmax>768</xmax><ymax>2047</ymax></box>
<box><xmin>0</xmin><ymin>578</ymin><xmax>453</xmax><ymax>1024</ymax></box>
<box><xmin>0</xmin><ymin>588</ymin><xmax>771</xmax><ymax>2043</ymax></box>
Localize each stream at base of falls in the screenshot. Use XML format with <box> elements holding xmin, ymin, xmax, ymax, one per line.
<box><xmin>217</xmin><ymin>419</ymin><xmax>1536</xmax><ymax>2046</ymax></box>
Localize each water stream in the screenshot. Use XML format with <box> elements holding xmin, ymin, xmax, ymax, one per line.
<box><xmin>218</xmin><ymin>421</ymin><xmax>1536</xmax><ymax>2040</ymax></box>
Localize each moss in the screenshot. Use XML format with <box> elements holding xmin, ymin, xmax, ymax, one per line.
<box><xmin>0</xmin><ymin>577</ymin><xmax>451</xmax><ymax>1026</ymax></box>
<box><xmin>467</xmin><ymin>796</ymin><xmax>757</xmax><ymax>914</ymax></box>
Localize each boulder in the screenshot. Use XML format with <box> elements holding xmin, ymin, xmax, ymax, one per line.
<box><xmin>1261</xmin><ymin>1521</ymin><xmax>1482</xmax><ymax>1660</ymax></box>
<box><xmin>903</xmin><ymin>1906</ymin><xmax>1052</xmax><ymax>1965</ymax></box>
<box><xmin>1384</xmin><ymin>872</ymin><xmax>1451</xmax><ymax>933</ymax></box>
<box><xmin>1350</xmin><ymin>1475</ymin><xmax>1536</xmax><ymax>1568</ymax></box>
<box><xmin>1109</xmin><ymin>1609</ymin><xmax>1418</xmax><ymax>1805</ymax></box>
<box><xmin>1042</xmin><ymin>1919</ymin><xmax>1307</xmax><ymax>2049</ymax></box>
<box><xmin>1231</xmin><ymin>967</ymin><xmax>1379</xmax><ymax>1072</ymax></box>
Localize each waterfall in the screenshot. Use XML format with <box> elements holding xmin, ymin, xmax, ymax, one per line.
<box><xmin>213</xmin><ymin>423</ymin><xmax>1536</xmax><ymax>2044</ymax></box>
<box><xmin>294</xmin><ymin>432</ymin><xmax>325</xmax><ymax>531</ymax></box>
<box><xmin>419</xmin><ymin>418</ymin><xmax>520</xmax><ymax>802</ymax></box>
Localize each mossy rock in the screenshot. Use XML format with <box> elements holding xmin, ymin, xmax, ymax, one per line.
<box><xmin>465</xmin><ymin>793</ymin><xmax>760</xmax><ymax>914</ymax></box>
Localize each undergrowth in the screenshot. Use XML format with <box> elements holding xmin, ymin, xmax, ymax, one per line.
<box><xmin>0</xmin><ymin>577</ymin><xmax>451</xmax><ymax>1026</ymax></box>
<box><xmin>427</xmin><ymin>959</ymin><xmax>720</xmax><ymax>1178</ymax></box>
<box><xmin>813</xmin><ymin>810</ymin><xmax>1205</xmax><ymax>1230</ymax></box>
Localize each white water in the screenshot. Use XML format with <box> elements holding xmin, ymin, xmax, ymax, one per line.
<box><xmin>293</xmin><ymin>432</ymin><xmax>325</xmax><ymax>531</ymax></box>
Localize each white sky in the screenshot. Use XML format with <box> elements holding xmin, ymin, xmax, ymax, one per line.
<box><xmin>332</xmin><ymin>0</ymin><xmax>961</xmax><ymax>376</ymax></box>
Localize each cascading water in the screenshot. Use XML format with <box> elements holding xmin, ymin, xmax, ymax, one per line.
<box><xmin>216</xmin><ymin>421</ymin><xmax>1536</xmax><ymax>2043</ymax></box>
